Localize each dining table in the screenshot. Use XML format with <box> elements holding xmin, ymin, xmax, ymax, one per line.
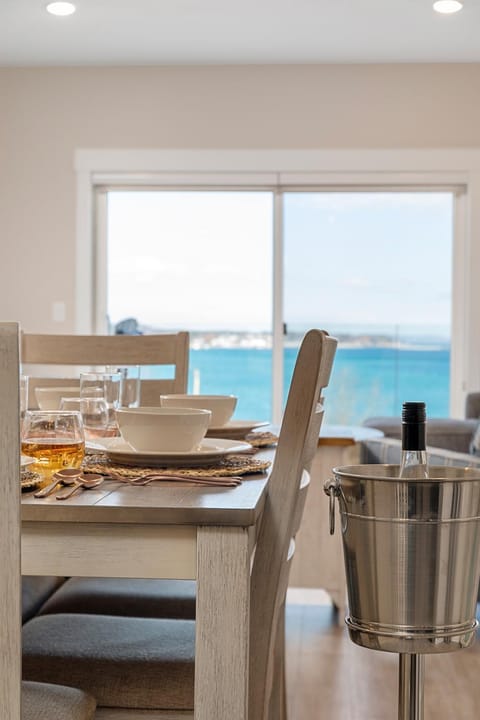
<box><xmin>21</xmin><ymin>445</ymin><xmax>275</xmax><ymax>720</ymax></box>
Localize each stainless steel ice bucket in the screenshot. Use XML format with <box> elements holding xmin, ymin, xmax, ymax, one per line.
<box><xmin>328</xmin><ymin>464</ymin><xmax>480</xmax><ymax>654</ymax></box>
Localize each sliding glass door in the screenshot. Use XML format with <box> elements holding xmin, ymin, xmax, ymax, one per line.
<box><xmin>283</xmin><ymin>192</ymin><xmax>453</xmax><ymax>425</ymax></box>
<box><xmin>106</xmin><ymin>190</ymin><xmax>274</xmax><ymax>419</ymax></box>
<box><xmin>103</xmin><ymin>186</ymin><xmax>454</xmax><ymax>425</ymax></box>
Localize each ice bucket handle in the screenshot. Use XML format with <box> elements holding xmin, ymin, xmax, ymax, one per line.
<box><xmin>324</xmin><ymin>478</ymin><xmax>340</xmax><ymax>535</ymax></box>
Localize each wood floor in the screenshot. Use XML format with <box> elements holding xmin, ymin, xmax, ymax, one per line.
<box><xmin>285</xmin><ymin>592</ymin><xmax>480</xmax><ymax>720</ymax></box>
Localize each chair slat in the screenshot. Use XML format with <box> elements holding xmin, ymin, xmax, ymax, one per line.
<box><xmin>21</xmin><ymin>332</ymin><xmax>189</xmax><ymax>408</ymax></box>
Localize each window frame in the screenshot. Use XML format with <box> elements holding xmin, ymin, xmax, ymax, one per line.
<box><xmin>76</xmin><ymin>149</ymin><xmax>480</xmax><ymax>420</ymax></box>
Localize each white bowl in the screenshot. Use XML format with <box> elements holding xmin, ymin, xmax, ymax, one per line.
<box><xmin>35</xmin><ymin>386</ymin><xmax>81</xmax><ymax>411</ymax></box>
<box><xmin>116</xmin><ymin>406</ymin><xmax>212</xmax><ymax>453</ymax></box>
<box><xmin>159</xmin><ymin>394</ymin><xmax>237</xmax><ymax>427</ymax></box>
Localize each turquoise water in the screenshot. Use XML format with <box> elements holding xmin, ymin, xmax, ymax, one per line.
<box><xmin>173</xmin><ymin>346</ymin><xmax>450</xmax><ymax>425</ymax></box>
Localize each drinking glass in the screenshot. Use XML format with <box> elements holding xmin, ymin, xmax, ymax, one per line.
<box><xmin>21</xmin><ymin>410</ymin><xmax>85</xmax><ymax>483</ymax></box>
<box><xmin>80</xmin><ymin>371</ymin><xmax>122</xmax><ymax>436</ymax></box>
<box><xmin>106</xmin><ymin>365</ymin><xmax>141</xmax><ymax>408</ymax></box>
<box><xmin>58</xmin><ymin>397</ymin><xmax>82</xmax><ymax>413</ymax></box>
<box><xmin>59</xmin><ymin>396</ymin><xmax>110</xmax><ymax>440</ymax></box>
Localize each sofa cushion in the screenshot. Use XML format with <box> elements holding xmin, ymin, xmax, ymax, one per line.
<box><xmin>22</xmin><ymin>577</ymin><xmax>65</xmax><ymax>624</ymax></box>
<box><xmin>23</xmin><ymin>613</ymin><xmax>195</xmax><ymax>710</ymax></box>
<box><xmin>22</xmin><ymin>680</ymin><xmax>96</xmax><ymax>720</ymax></box>
<box><xmin>39</xmin><ymin>577</ymin><xmax>196</xmax><ymax>620</ymax></box>
<box><xmin>466</xmin><ymin>392</ymin><xmax>480</xmax><ymax>419</ymax></box>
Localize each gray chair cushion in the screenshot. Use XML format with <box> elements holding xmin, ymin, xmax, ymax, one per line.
<box><xmin>39</xmin><ymin>577</ymin><xmax>196</xmax><ymax>620</ymax></box>
<box><xmin>23</xmin><ymin>613</ymin><xmax>194</xmax><ymax>710</ymax></box>
<box><xmin>22</xmin><ymin>577</ymin><xmax>65</xmax><ymax>624</ymax></box>
<box><xmin>22</xmin><ymin>680</ymin><xmax>96</xmax><ymax>720</ymax></box>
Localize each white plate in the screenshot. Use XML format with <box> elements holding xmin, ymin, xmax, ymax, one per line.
<box><xmin>86</xmin><ymin>437</ymin><xmax>252</xmax><ymax>467</ymax></box>
<box><xmin>21</xmin><ymin>455</ymin><xmax>35</xmax><ymax>468</ymax></box>
<box><xmin>206</xmin><ymin>419</ymin><xmax>269</xmax><ymax>439</ymax></box>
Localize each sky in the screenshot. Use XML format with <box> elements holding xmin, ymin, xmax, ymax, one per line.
<box><xmin>107</xmin><ymin>191</ymin><xmax>273</xmax><ymax>331</ymax></box>
<box><xmin>284</xmin><ymin>192</ymin><xmax>452</xmax><ymax>339</ymax></box>
<box><xmin>107</xmin><ymin>190</ymin><xmax>453</xmax><ymax>338</ymax></box>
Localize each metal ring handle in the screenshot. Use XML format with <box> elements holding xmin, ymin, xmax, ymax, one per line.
<box><xmin>323</xmin><ymin>478</ymin><xmax>339</xmax><ymax>535</ymax></box>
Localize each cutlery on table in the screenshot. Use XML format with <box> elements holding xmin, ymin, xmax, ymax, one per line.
<box><xmin>35</xmin><ymin>469</ymin><xmax>242</xmax><ymax>499</ymax></box>
<box><xmin>34</xmin><ymin>467</ymin><xmax>89</xmax><ymax>498</ymax></box>
<box><xmin>108</xmin><ymin>473</ymin><xmax>242</xmax><ymax>487</ymax></box>
<box><xmin>55</xmin><ymin>474</ymin><xmax>105</xmax><ymax>500</ymax></box>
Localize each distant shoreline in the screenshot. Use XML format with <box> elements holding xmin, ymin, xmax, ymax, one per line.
<box><xmin>138</xmin><ymin>325</ymin><xmax>449</xmax><ymax>351</ymax></box>
<box><xmin>188</xmin><ymin>342</ymin><xmax>449</xmax><ymax>351</ymax></box>
<box><xmin>190</xmin><ymin>335</ymin><xmax>449</xmax><ymax>352</ymax></box>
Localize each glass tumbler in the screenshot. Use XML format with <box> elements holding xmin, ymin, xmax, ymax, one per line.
<box><xmin>106</xmin><ymin>365</ymin><xmax>141</xmax><ymax>408</ymax></box>
<box><xmin>60</xmin><ymin>396</ymin><xmax>110</xmax><ymax>441</ymax></box>
<box><xmin>80</xmin><ymin>371</ymin><xmax>122</xmax><ymax>436</ymax></box>
<box><xmin>21</xmin><ymin>410</ymin><xmax>85</xmax><ymax>484</ymax></box>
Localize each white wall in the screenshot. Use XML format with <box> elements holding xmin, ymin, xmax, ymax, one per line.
<box><xmin>2</xmin><ymin>63</ymin><xmax>480</xmax><ymax>332</ymax></box>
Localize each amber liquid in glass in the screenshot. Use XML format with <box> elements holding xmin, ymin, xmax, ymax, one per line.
<box><xmin>21</xmin><ymin>439</ymin><xmax>85</xmax><ymax>480</ymax></box>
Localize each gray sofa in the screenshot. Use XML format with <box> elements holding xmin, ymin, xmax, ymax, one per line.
<box><xmin>360</xmin><ymin>435</ymin><xmax>480</xmax><ymax>468</ymax></box>
<box><xmin>363</xmin><ymin>391</ymin><xmax>480</xmax><ymax>455</ymax></box>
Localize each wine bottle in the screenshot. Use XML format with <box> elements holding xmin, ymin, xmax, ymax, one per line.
<box><xmin>399</xmin><ymin>401</ymin><xmax>428</xmax><ymax>479</ymax></box>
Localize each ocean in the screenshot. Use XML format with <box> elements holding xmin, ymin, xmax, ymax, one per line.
<box><xmin>157</xmin><ymin>346</ymin><xmax>450</xmax><ymax>425</ymax></box>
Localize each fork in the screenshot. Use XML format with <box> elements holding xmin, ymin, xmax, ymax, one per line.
<box><xmin>108</xmin><ymin>473</ymin><xmax>242</xmax><ymax>487</ymax></box>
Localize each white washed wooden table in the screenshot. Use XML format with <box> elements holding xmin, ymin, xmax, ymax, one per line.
<box><xmin>21</xmin><ymin>450</ymin><xmax>273</xmax><ymax>720</ymax></box>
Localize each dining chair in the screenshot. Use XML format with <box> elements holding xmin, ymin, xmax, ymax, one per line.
<box><xmin>21</xmin><ymin>329</ymin><xmax>195</xmax><ymax>622</ymax></box>
<box><xmin>22</xmin><ymin>328</ymin><xmax>337</xmax><ymax>720</ymax></box>
<box><xmin>21</xmin><ymin>329</ymin><xmax>196</xmax><ymax>633</ymax></box>
<box><xmin>21</xmin><ymin>331</ymin><xmax>189</xmax><ymax>408</ymax></box>
<box><xmin>0</xmin><ymin>322</ymin><xmax>96</xmax><ymax>720</ymax></box>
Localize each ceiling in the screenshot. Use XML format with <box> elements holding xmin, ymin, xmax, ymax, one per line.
<box><xmin>1</xmin><ymin>0</ymin><xmax>479</xmax><ymax>66</ymax></box>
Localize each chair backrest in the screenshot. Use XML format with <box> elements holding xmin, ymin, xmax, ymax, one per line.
<box><xmin>0</xmin><ymin>323</ymin><xmax>22</xmax><ymax>717</ymax></box>
<box><xmin>20</xmin><ymin>332</ymin><xmax>189</xmax><ymax>407</ymax></box>
<box><xmin>249</xmin><ymin>329</ymin><xmax>337</xmax><ymax>720</ymax></box>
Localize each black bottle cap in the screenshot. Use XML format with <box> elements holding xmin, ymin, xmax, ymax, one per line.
<box><xmin>402</xmin><ymin>402</ymin><xmax>426</xmax><ymax>424</ymax></box>
<box><xmin>401</xmin><ymin>401</ymin><xmax>426</xmax><ymax>450</ymax></box>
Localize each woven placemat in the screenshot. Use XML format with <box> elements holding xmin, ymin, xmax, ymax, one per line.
<box><xmin>21</xmin><ymin>470</ymin><xmax>43</xmax><ymax>493</ymax></box>
<box><xmin>82</xmin><ymin>452</ymin><xmax>271</xmax><ymax>479</ymax></box>
<box><xmin>245</xmin><ymin>431</ymin><xmax>279</xmax><ymax>448</ymax></box>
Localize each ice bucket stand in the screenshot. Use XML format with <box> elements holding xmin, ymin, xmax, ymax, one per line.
<box><xmin>325</xmin><ymin>464</ymin><xmax>480</xmax><ymax>720</ymax></box>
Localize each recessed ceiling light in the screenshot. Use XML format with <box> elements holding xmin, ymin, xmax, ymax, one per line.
<box><xmin>433</xmin><ymin>0</ymin><xmax>463</xmax><ymax>13</ymax></box>
<box><xmin>46</xmin><ymin>1</ymin><xmax>76</xmax><ymax>16</ymax></box>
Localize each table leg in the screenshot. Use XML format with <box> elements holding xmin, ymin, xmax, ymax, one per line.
<box><xmin>195</xmin><ymin>526</ymin><xmax>251</xmax><ymax>720</ymax></box>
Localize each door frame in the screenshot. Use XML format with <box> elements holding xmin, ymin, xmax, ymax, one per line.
<box><xmin>75</xmin><ymin>148</ymin><xmax>480</xmax><ymax>418</ymax></box>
